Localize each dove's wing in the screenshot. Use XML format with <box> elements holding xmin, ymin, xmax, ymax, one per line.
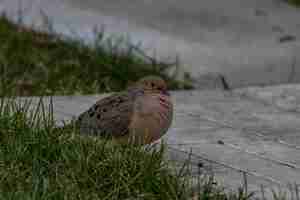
<box><xmin>76</xmin><ymin>88</ymin><xmax>143</xmax><ymax>138</ymax></box>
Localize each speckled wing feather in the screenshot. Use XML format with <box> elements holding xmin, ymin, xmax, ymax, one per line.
<box><xmin>76</xmin><ymin>88</ymin><xmax>143</xmax><ymax>138</ymax></box>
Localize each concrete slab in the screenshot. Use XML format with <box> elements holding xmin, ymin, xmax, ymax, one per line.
<box><xmin>1</xmin><ymin>0</ymin><xmax>300</xmax><ymax>88</ymax></box>
<box><xmin>12</xmin><ymin>85</ymin><xmax>300</xmax><ymax>198</ymax></box>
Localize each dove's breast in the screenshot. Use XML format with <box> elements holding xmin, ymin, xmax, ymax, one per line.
<box><xmin>128</xmin><ymin>93</ymin><xmax>173</xmax><ymax>144</ymax></box>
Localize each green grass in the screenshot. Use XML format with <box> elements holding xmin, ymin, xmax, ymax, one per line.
<box><xmin>0</xmin><ymin>15</ymin><xmax>192</xmax><ymax>97</ymax></box>
<box><xmin>0</xmin><ymin>99</ymin><xmax>191</xmax><ymax>199</ymax></box>
<box><xmin>286</xmin><ymin>0</ymin><xmax>300</xmax><ymax>7</ymax></box>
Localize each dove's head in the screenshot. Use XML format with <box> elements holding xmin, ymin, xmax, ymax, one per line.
<box><xmin>137</xmin><ymin>76</ymin><xmax>169</xmax><ymax>96</ymax></box>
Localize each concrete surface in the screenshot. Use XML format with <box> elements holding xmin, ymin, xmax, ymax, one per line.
<box><xmin>14</xmin><ymin>85</ymin><xmax>300</xmax><ymax>198</ymax></box>
<box><xmin>1</xmin><ymin>0</ymin><xmax>300</xmax><ymax>88</ymax></box>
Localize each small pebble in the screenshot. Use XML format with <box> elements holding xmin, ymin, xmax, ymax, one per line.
<box><xmin>197</xmin><ymin>162</ymin><xmax>204</xmax><ymax>168</ymax></box>
<box><xmin>217</xmin><ymin>140</ymin><xmax>225</xmax><ymax>145</ymax></box>
<box><xmin>278</xmin><ymin>35</ymin><xmax>296</xmax><ymax>43</ymax></box>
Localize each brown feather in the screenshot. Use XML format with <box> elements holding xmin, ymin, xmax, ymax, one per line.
<box><xmin>74</xmin><ymin>76</ymin><xmax>173</xmax><ymax>145</ymax></box>
<box><xmin>76</xmin><ymin>88</ymin><xmax>143</xmax><ymax>138</ymax></box>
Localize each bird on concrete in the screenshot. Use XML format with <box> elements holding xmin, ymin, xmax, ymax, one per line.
<box><xmin>74</xmin><ymin>76</ymin><xmax>173</xmax><ymax>145</ymax></box>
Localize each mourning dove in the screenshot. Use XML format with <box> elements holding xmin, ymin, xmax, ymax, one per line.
<box><xmin>76</xmin><ymin>76</ymin><xmax>173</xmax><ymax>144</ymax></box>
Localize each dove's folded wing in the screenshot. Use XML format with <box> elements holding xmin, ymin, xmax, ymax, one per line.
<box><xmin>76</xmin><ymin>91</ymin><xmax>137</xmax><ymax>138</ymax></box>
